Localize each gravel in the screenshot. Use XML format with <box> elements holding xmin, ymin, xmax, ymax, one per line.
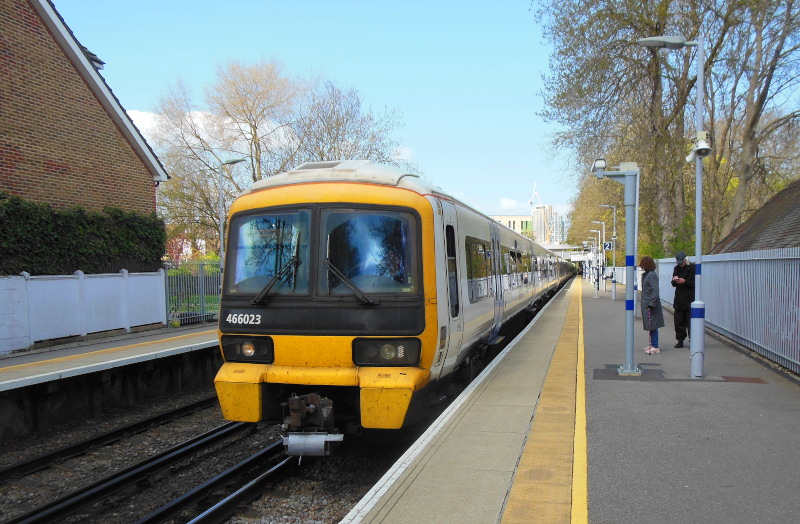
<box><xmin>0</xmin><ymin>391</ymin><xmax>417</xmax><ymax>523</ymax></box>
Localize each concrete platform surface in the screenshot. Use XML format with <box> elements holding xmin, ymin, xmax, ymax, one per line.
<box><xmin>344</xmin><ymin>278</ymin><xmax>800</xmax><ymax>523</ymax></box>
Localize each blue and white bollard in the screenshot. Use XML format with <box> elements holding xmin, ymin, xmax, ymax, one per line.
<box><xmin>690</xmin><ymin>300</ymin><xmax>705</xmax><ymax>378</ymax></box>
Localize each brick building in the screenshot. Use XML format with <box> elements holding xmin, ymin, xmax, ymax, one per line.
<box><xmin>0</xmin><ymin>0</ymin><xmax>168</xmax><ymax>213</ymax></box>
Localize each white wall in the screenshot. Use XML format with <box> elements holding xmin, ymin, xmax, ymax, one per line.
<box><xmin>0</xmin><ymin>269</ymin><xmax>166</xmax><ymax>355</ymax></box>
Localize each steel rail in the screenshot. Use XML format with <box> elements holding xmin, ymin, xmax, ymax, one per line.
<box><xmin>134</xmin><ymin>438</ymin><xmax>287</xmax><ymax>523</ymax></box>
<box><xmin>5</xmin><ymin>421</ymin><xmax>252</xmax><ymax>524</ymax></box>
<box><xmin>188</xmin><ymin>455</ymin><xmax>297</xmax><ymax>524</ymax></box>
<box><xmin>0</xmin><ymin>395</ymin><xmax>218</xmax><ymax>483</ymax></box>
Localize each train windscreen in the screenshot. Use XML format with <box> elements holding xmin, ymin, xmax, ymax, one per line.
<box><xmin>225</xmin><ymin>210</ymin><xmax>310</xmax><ymax>296</ymax></box>
<box><xmin>320</xmin><ymin>209</ymin><xmax>418</xmax><ymax>295</ymax></box>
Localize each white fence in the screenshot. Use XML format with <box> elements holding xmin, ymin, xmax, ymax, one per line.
<box><xmin>656</xmin><ymin>248</ymin><xmax>800</xmax><ymax>374</ymax></box>
<box><xmin>0</xmin><ymin>269</ymin><xmax>167</xmax><ymax>355</ymax></box>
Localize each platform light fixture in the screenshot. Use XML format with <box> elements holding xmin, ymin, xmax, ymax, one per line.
<box><xmin>598</xmin><ymin>204</ymin><xmax>617</xmax><ymax>300</ymax></box>
<box><xmin>591</xmin><ymin>160</ymin><xmax>641</xmax><ymax>376</ymax></box>
<box><xmin>637</xmin><ymin>34</ymin><xmax>707</xmax><ymax>378</ymax></box>
<box><xmin>592</xmin><ymin>220</ymin><xmax>607</xmax><ymax>293</ymax></box>
<box><xmin>590</xmin><ymin>229</ymin><xmax>602</xmax><ymax>298</ymax></box>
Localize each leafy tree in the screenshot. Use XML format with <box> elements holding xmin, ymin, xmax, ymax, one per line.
<box><xmin>539</xmin><ymin>0</ymin><xmax>800</xmax><ymax>255</ymax></box>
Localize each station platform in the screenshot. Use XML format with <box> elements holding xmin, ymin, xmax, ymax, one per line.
<box><xmin>343</xmin><ymin>278</ymin><xmax>800</xmax><ymax>523</ymax></box>
<box><xmin>1</xmin><ymin>280</ymin><xmax>797</xmax><ymax>522</ymax></box>
<box><xmin>0</xmin><ymin>324</ymin><xmax>217</xmax><ymax>392</ymax></box>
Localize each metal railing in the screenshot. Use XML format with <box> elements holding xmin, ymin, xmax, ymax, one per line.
<box><xmin>657</xmin><ymin>248</ymin><xmax>800</xmax><ymax>374</ymax></box>
<box><xmin>164</xmin><ymin>260</ymin><xmax>221</xmax><ymax>325</ymax></box>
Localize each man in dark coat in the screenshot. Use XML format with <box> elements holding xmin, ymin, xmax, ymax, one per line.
<box><xmin>671</xmin><ymin>251</ymin><xmax>695</xmax><ymax>348</ymax></box>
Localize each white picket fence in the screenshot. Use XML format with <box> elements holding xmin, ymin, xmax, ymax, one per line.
<box><xmin>0</xmin><ymin>269</ymin><xmax>167</xmax><ymax>355</ymax></box>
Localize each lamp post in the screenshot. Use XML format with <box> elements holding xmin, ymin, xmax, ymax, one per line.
<box><xmin>590</xmin><ymin>229</ymin><xmax>601</xmax><ymax>298</ymax></box>
<box><xmin>592</xmin><ymin>159</ymin><xmax>641</xmax><ymax>376</ymax></box>
<box><xmin>591</xmin><ymin>220</ymin><xmax>607</xmax><ymax>292</ymax></box>
<box><xmin>638</xmin><ymin>35</ymin><xmax>706</xmax><ymax>378</ymax></box>
<box><xmin>584</xmin><ymin>238</ymin><xmax>596</xmax><ymax>282</ymax></box>
<box><xmin>218</xmin><ymin>157</ymin><xmax>248</xmax><ymax>269</ymax></box>
<box><xmin>599</xmin><ymin>204</ymin><xmax>617</xmax><ymax>300</ymax></box>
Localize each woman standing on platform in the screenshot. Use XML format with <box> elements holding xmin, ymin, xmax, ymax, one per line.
<box><xmin>639</xmin><ymin>256</ymin><xmax>664</xmax><ymax>354</ymax></box>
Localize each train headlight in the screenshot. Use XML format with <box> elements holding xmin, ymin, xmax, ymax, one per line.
<box><xmin>380</xmin><ymin>343</ymin><xmax>397</xmax><ymax>360</ymax></box>
<box><xmin>353</xmin><ymin>338</ymin><xmax>420</xmax><ymax>366</ymax></box>
<box><xmin>221</xmin><ymin>335</ymin><xmax>274</xmax><ymax>363</ymax></box>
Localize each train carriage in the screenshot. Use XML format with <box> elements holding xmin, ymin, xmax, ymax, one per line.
<box><xmin>214</xmin><ymin>160</ymin><xmax>572</xmax><ymax>455</ymax></box>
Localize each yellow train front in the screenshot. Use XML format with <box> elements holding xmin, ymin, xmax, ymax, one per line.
<box><xmin>214</xmin><ymin>160</ymin><xmax>572</xmax><ymax>456</ymax></box>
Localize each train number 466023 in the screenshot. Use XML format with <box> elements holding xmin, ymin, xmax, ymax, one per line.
<box><xmin>226</xmin><ymin>313</ymin><xmax>262</xmax><ymax>325</ymax></box>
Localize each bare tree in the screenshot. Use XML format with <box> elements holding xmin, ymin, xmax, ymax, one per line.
<box><xmin>289</xmin><ymin>81</ymin><xmax>407</xmax><ymax>167</ymax></box>
<box><xmin>152</xmin><ymin>60</ymin><xmax>411</xmax><ymax>255</ymax></box>
<box><xmin>710</xmin><ymin>0</ymin><xmax>800</xmax><ymax>242</ymax></box>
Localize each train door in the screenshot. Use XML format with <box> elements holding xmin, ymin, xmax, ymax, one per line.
<box><xmin>490</xmin><ymin>223</ymin><xmax>504</xmax><ymax>339</ymax></box>
<box><xmin>439</xmin><ymin>200</ymin><xmax>463</xmax><ymax>367</ymax></box>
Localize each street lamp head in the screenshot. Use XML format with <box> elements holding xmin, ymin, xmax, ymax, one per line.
<box><xmin>637</xmin><ymin>35</ymin><xmax>690</xmax><ymax>50</ymax></box>
<box><xmin>222</xmin><ymin>157</ymin><xmax>248</xmax><ymax>166</ymax></box>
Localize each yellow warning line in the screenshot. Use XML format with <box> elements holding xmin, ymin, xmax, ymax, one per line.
<box><xmin>572</xmin><ymin>280</ymin><xmax>589</xmax><ymax>523</ymax></box>
<box><xmin>501</xmin><ymin>279</ymin><xmax>587</xmax><ymax>523</ymax></box>
<box><xmin>0</xmin><ymin>330</ymin><xmax>217</xmax><ymax>373</ymax></box>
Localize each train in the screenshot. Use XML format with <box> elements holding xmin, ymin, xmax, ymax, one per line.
<box><xmin>213</xmin><ymin>160</ymin><xmax>574</xmax><ymax>455</ymax></box>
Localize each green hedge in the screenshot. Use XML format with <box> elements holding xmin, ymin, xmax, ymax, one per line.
<box><xmin>0</xmin><ymin>192</ymin><xmax>166</xmax><ymax>276</ymax></box>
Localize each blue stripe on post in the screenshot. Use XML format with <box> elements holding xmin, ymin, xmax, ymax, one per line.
<box><xmin>691</xmin><ymin>308</ymin><xmax>705</xmax><ymax>318</ymax></box>
<box><xmin>696</xmin><ymin>263</ymin><xmax>701</xmax><ymax>275</ymax></box>
<box><xmin>626</xmin><ymin>299</ymin><xmax>634</xmax><ymax>310</ymax></box>
<box><xmin>626</xmin><ymin>255</ymin><xmax>634</xmax><ymax>266</ymax></box>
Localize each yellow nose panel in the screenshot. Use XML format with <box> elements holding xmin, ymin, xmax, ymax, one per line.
<box><xmin>215</xmin><ymin>382</ymin><xmax>262</xmax><ymax>422</ymax></box>
<box><xmin>360</xmin><ymin>388</ymin><xmax>412</xmax><ymax>429</ymax></box>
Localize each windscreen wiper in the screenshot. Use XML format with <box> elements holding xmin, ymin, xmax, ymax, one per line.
<box><xmin>324</xmin><ymin>234</ymin><xmax>379</xmax><ymax>306</ymax></box>
<box><xmin>324</xmin><ymin>258</ymin><xmax>379</xmax><ymax>306</ymax></box>
<box><xmin>251</xmin><ymin>256</ymin><xmax>299</xmax><ymax>305</ymax></box>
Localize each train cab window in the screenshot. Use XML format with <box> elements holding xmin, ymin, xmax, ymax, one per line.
<box><xmin>445</xmin><ymin>225</ymin><xmax>459</xmax><ymax>317</ymax></box>
<box><xmin>225</xmin><ymin>210</ymin><xmax>310</xmax><ymax>296</ymax></box>
<box><xmin>319</xmin><ymin>208</ymin><xmax>419</xmax><ymax>295</ymax></box>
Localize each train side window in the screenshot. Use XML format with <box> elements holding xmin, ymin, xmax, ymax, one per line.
<box><xmin>445</xmin><ymin>225</ymin><xmax>459</xmax><ymax>317</ymax></box>
<box><xmin>465</xmin><ymin>236</ymin><xmax>490</xmax><ymax>303</ymax></box>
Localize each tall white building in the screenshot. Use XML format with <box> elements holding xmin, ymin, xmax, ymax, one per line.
<box><xmin>531</xmin><ymin>204</ymin><xmax>554</xmax><ymax>244</ymax></box>
<box><xmin>549</xmin><ymin>213</ymin><xmax>568</xmax><ymax>244</ymax></box>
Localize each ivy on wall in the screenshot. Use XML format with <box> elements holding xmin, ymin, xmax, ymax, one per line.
<box><xmin>0</xmin><ymin>192</ymin><xmax>166</xmax><ymax>276</ymax></box>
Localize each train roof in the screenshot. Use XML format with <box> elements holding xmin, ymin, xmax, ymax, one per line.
<box><xmin>240</xmin><ymin>160</ymin><xmax>566</xmax><ymax>261</ymax></box>
<box><xmin>242</xmin><ymin>160</ymin><xmax>449</xmax><ymax>198</ymax></box>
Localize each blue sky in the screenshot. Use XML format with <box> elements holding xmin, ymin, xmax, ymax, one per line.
<box><xmin>53</xmin><ymin>0</ymin><xmax>577</xmax><ymax>215</ymax></box>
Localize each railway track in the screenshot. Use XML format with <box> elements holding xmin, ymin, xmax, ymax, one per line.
<box><xmin>4</xmin><ymin>421</ymin><xmax>257</xmax><ymax>523</ymax></box>
<box><xmin>0</xmin><ymin>396</ymin><xmax>218</xmax><ymax>483</ymax></box>
<box><xmin>137</xmin><ymin>439</ymin><xmax>293</xmax><ymax>524</ymax></box>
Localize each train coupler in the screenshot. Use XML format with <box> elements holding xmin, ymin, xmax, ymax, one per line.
<box><xmin>281</xmin><ymin>393</ymin><xmax>343</xmax><ymax>456</ymax></box>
